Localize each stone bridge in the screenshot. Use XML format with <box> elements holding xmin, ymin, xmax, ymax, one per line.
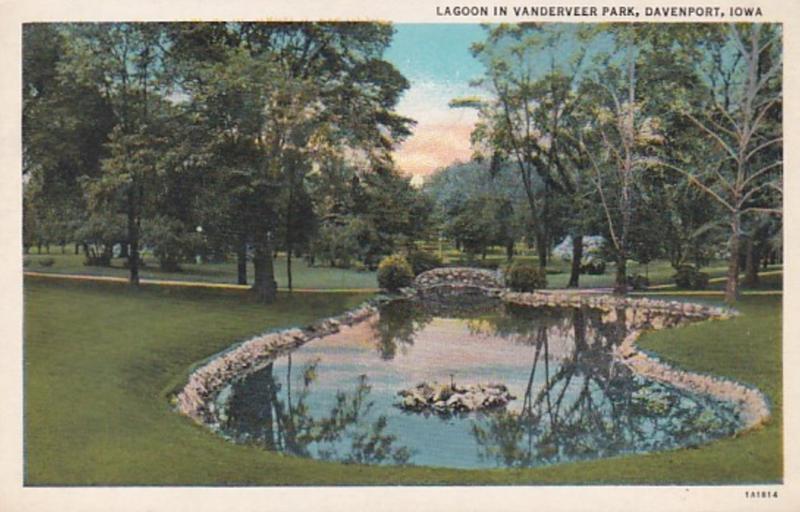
<box><xmin>413</xmin><ymin>267</ymin><xmax>504</xmax><ymax>300</ymax></box>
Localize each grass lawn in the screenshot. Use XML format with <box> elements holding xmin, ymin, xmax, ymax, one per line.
<box><xmin>23</xmin><ymin>252</ymin><xmax>379</xmax><ymax>289</ymax></box>
<box><xmin>23</xmin><ymin>250</ymin><xmax>782</xmax><ymax>293</ymax></box>
<box><xmin>24</xmin><ymin>278</ymin><xmax>781</xmax><ymax>485</ymax></box>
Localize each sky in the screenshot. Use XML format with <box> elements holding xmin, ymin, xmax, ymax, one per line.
<box><xmin>384</xmin><ymin>24</ymin><xmax>486</xmax><ymax>183</ymax></box>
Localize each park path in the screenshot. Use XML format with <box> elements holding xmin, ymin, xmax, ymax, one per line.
<box><xmin>24</xmin><ymin>270</ymin><xmax>782</xmax><ymax>296</ymax></box>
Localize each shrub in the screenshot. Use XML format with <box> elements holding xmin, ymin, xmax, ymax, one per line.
<box><xmin>407</xmin><ymin>250</ymin><xmax>443</xmax><ymax>276</ymax></box>
<box><xmin>673</xmin><ymin>265</ymin><xmax>710</xmax><ymax>290</ymax></box>
<box><xmin>581</xmin><ymin>260</ymin><xmax>606</xmax><ymax>275</ymax></box>
<box><xmin>627</xmin><ymin>274</ymin><xmax>650</xmax><ymax>291</ymax></box>
<box><xmin>38</xmin><ymin>257</ymin><xmax>55</xmax><ymax>268</ymax></box>
<box><xmin>505</xmin><ymin>261</ymin><xmax>547</xmax><ymax>292</ymax></box>
<box><xmin>377</xmin><ymin>255</ymin><xmax>414</xmax><ymax>291</ymax></box>
<box><xmin>23</xmin><ymin>258</ymin><xmax>31</xmax><ymax>268</ymax></box>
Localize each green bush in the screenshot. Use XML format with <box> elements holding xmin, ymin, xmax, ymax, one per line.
<box><xmin>673</xmin><ymin>265</ymin><xmax>710</xmax><ymax>290</ymax></box>
<box><xmin>38</xmin><ymin>257</ymin><xmax>55</xmax><ymax>268</ymax></box>
<box><xmin>407</xmin><ymin>250</ymin><xmax>443</xmax><ymax>276</ymax></box>
<box><xmin>505</xmin><ymin>261</ymin><xmax>547</xmax><ymax>292</ymax></box>
<box><xmin>581</xmin><ymin>260</ymin><xmax>606</xmax><ymax>275</ymax></box>
<box><xmin>23</xmin><ymin>257</ymin><xmax>31</xmax><ymax>268</ymax></box>
<box><xmin>377</xmin><ymin>255</ymin><xmax>414</xmax><ymax>291</ymax></box>
<box><xmin>627</xmin><ymin>274</ymin><xmax>650</xmax><ymax>291</ymax></box>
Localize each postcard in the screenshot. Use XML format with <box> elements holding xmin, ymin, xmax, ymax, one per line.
<box><xmin>1</xmin><ymin>0</ymin><xmax>797</xmax><ymax>510</ymax></box>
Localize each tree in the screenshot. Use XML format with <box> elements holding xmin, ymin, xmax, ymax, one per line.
<box><xmin>464</xmin><ymin>24</ymin><xmax>595</xmax><ymax>285</ymax></box>
<box><xmin>661</xmin><ymin>24</ymin><xmax>782</xmax><ymax>303</ymax></box>
<box><xmin>23</xmin><ymin>24</ymin><xmax>115</xmax><ymax>258</ymax></box>
<box><xmin>173</xmin><ymin>23</ymin><xmax>413</xmax><ymax>301</ymax></box>
<box><xmin>59</xmin><ymin>23</ymin><xmax>170</xmax><ymax>285</ymax></box>
<box><xmin>575</xmin><ymin>25</ymin><xmax>668</xmax><ymax>294</ymax></box>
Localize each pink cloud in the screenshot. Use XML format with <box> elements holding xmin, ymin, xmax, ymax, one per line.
<box><xmin>395</xmin><ymin>122</ymin><xmax>475</xmax><ymax>177</ymax></box>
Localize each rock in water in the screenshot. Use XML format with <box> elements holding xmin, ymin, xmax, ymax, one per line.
<box><xmin>396</xmin><ymin>381</ymin><xmax>515</xmax><ymax>414</ymax></box>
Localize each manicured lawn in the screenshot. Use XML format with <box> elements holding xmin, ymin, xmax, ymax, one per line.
<box><xmin>23</xmin><ymin>252</ymin><xmax>379</xmax><ymax>289</ymax></box>
<box><xmin>24</xmin><ymin>278</ymin><xmax>781</xmax><ymax>485</ymax></box>
<box><xmin>23</xmin><ymin>251</ymin><xmax>782</xmax><ymax>293</ymax></box>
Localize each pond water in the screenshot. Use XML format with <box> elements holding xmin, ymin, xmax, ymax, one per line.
<box><xmin>216</xmin><ymin>299</ymin><xmax>742</xmax><ymax>469</ymax></box>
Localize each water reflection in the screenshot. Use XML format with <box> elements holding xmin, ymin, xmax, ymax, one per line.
<box><xmin>219</xmin><ymin>299</ymin><xmax>741</xmax><ymax>469</ymax></box>
<box><xmin>222</xmin><ymin>356</ymin><xmax>413</xmax><ymax>465</ymax></box>
<box><xmin>469</xmin><ymin>306</ymin><xmax>739</xmax><ymax>467</ymax></box>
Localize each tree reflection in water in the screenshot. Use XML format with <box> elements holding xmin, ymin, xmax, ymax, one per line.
<box><xmin>219</xmin><ymin>299</ymin><xmax>741</xmax><ymax>469</ymax></box>
<box><xmin>470</xmin><ymin>307</ymin><xmax>741</xmax><ymax>468</ymax></box>
<box><xmin>222</xmin><ymin>356</ymin><xmax>413</xmax><ymax>465</ymax></box>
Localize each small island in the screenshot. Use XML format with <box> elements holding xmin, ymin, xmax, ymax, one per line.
<box><xmin>397</xmin><ymin>381</ymin><xmax>516</xmax><ymax>414</ymax></box>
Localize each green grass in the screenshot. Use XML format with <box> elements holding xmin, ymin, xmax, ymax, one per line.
<box><xmin>24</xmin><ymin>277</ymin><xmax>781</xmax><ymax>485</ymax></box>
<box><xmin>23</xmin><ymin>252</ymin><xmax>379</xmax><ymax>289</ymax></box>
<box><xmin>24</xmin><ymin>250</ymin><xmax>782</xmax><ymax>294</ymax></box>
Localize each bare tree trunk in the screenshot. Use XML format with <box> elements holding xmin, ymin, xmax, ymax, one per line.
<box><xmin>286</xmin><ymin>248</ymin><xmax>293</xmax><ymax>292</ymax></box>
<box><xmin>744</xmin><ymin>235</ymin><xmax>760</xmax><ymax>288</ymax></box>
<box><xmin>535</xmin><ymin>230</ymin><xmax>548</xmax><ymax>271</ymax></box>
<box><xmin>568</xmin><ymin>235</ymin><xmax>582</xmax><ymax>288</ymax></box>
<box><xmin>505</xmin><ymin>240</ymin><xmax>514</xmax><ymax>262</ymax></box>
<box><xmin>252</xmin><ymin>232</ymin><xmax>277</xmax><ymax>303</ymax></box>
<box><xmin>74</xmin><ymin>243</ymin><xmax>80</xmax><ymax>255</ymax></box>
<box><xmin>237</xmin><ymin>232</ymin><xmax>247</xmax><ymax>285</ymax></box>
<box><xmin>127</xmin><ymin>189</ymin><xmax>140</xmax><ymax>286</ymax></box>
<box><xmin>614</xmin><ymin>254</ymin><xmax>627</xmax><ymax>295</ymax></box>
<box><xmin>724</xmin><ymin>215</ymin><xmax>741</xmax><ymax>304</ymax></box>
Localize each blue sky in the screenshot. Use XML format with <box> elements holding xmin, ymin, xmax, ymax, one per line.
<box><xmin>384</xmin><ymin>24</ymin><xmax>487</xmax><ymax>179</ymax></box>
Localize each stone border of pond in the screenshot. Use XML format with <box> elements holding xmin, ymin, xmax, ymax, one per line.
<box><xmin>175</xmin><ymin>299</ymin><xmax>385</xmax><ymax>428</ymax></box>
<box><xmin>176</xmin><ymin>268</ymin><xmax>770</xmax><ymax>442</ymax></box>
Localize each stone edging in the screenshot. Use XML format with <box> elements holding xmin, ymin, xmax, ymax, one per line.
<box><xmin>176</xmin><ymin>286</ymin><xmax>771</xmax><ymax>439</ymax></box>
<box><xmin>175</xmin><ymin>299</ymin><xmax>383</xmax><ymax>427</ymax></box>
<box><xmin>501</xmin><ymin>290</ymin><xmax>771</xmax><ymax>431</ymax></box>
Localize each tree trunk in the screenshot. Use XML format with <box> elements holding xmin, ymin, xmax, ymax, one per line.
<box><xmin>236</xmin><ymin>232</ymin><xmax>247</xmax><ymax>285</ymax></box>
<box><xmin>614</xmin><ymin>254</ymin><xmax>627</xmax><ymax>295</ymax></box>
<box><xmin>252</xmin><ymin>233</ymin><xmax>277</xmax><ymax>303</ymax></box>
<box><xmin>286</xmin><ymin>247</ymin><xmax>293</xmax><ymax>292</ymax></box>
<box><xmin>505</xmin><ymin>240</ymin><xmax>514</xmax><ymax>262</ymax></box>
<box><xmin>724</xmin><ymin>216</ymin><xmax>741</xmax><ymax>304</ymax></box>
<box><xmin>74</xmin><ymin>243</ymin><xmax>80</xmax><ymax>255</ymax></box>
<box><xmin>127</xmin><ymin>190</ymin><xmax>140</xmax><ymax>286</ymax></box>
<box><xmin>744</xmin><ymin>236</ymin><xmax>760</xmax><ymax>288</ymax></box>
<box><xmin>120</xmin><ymin>242</ymin><xmax>129</xmax><ymax>259</ymax></box>
<box><xmin>535</xmin><ymin>230</ymin><xmax>548</xmax><ymax>271</ymax></box>
<box><xmin>568</xmin><ymin>235</ymin><xmax>583</xmax><ymax>288</ymax></box>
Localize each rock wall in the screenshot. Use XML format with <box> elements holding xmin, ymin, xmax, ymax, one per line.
<box><xmin>177</xmin><ymin>280</ymin><xmax>770</xmax><ymax>438</ymax></box>
<box><xmin>503</xmin><ymin>291</ymin><xmax>769</xmax><ymax>430</ymax></box>
<box><xmin>175</xmin><ymin>301</ymin><xmax>381</xmax><ymax>427</ymax></box>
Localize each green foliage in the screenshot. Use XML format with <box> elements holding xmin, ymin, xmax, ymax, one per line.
<box><xmin>627</xmin><ymin>274</ymin><xmax>650</xmax><ymax>291</ymax></box>
<box><xmin>505</xmin><ymin>261</ymin><xmax>547</xmax><ymax>292</ymax></box>
<box><xmin>673</xmin><ymin>265</ymin><xmax>710</xmax><ymax>290</ymax></box>
<box><xmin>74</xmin><ymin>213</ymin><xmax>126</xmax><ymax>266</ymax></box>
<box><xmin>37</xmin><ymin>257</ymin><xmax>55</xmax><ymax>268</ymax></box>
<box><xmin>581</xmin><ymin>260</ymin><xmax>606</xmax><ymax>275</ymax></box>
<box><xmin>376</xmin><ymin>255</ymin><xmax>414</xmax><ymax>291</ymax></box>
<box><xmin>406</xmin><ymin>250</ymin><xmax>442</xmax><ymax>276</ymax></box>
<box><xmin>142</xmin><ymin>216</ymin><xmax>201</xmax><ymax>272</ymax></box>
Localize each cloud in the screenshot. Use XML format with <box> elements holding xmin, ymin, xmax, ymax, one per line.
<box><xmin>393</xmin><ymin>78</ymin><xmax>481</xmax><ymax>177</ymax></box>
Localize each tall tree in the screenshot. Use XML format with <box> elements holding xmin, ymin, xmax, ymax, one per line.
<box><xmin>173</xmin><ymin>23</ymin><xmax>413</xmax><ymax>301</ymax></box>
<box><xmin>661</xmin><ymin>24</ymin><xmax>782</xmax><ymax>303</ymax></box>
<box><xmin>59</xmin><ymin>23</ymin><xmax>170</xmax><ymax>285</ymax></box>
<box><xmin>464</xmin><ymin>24</ymin><xmax>594</xmax><ymax>283</ymax></box>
